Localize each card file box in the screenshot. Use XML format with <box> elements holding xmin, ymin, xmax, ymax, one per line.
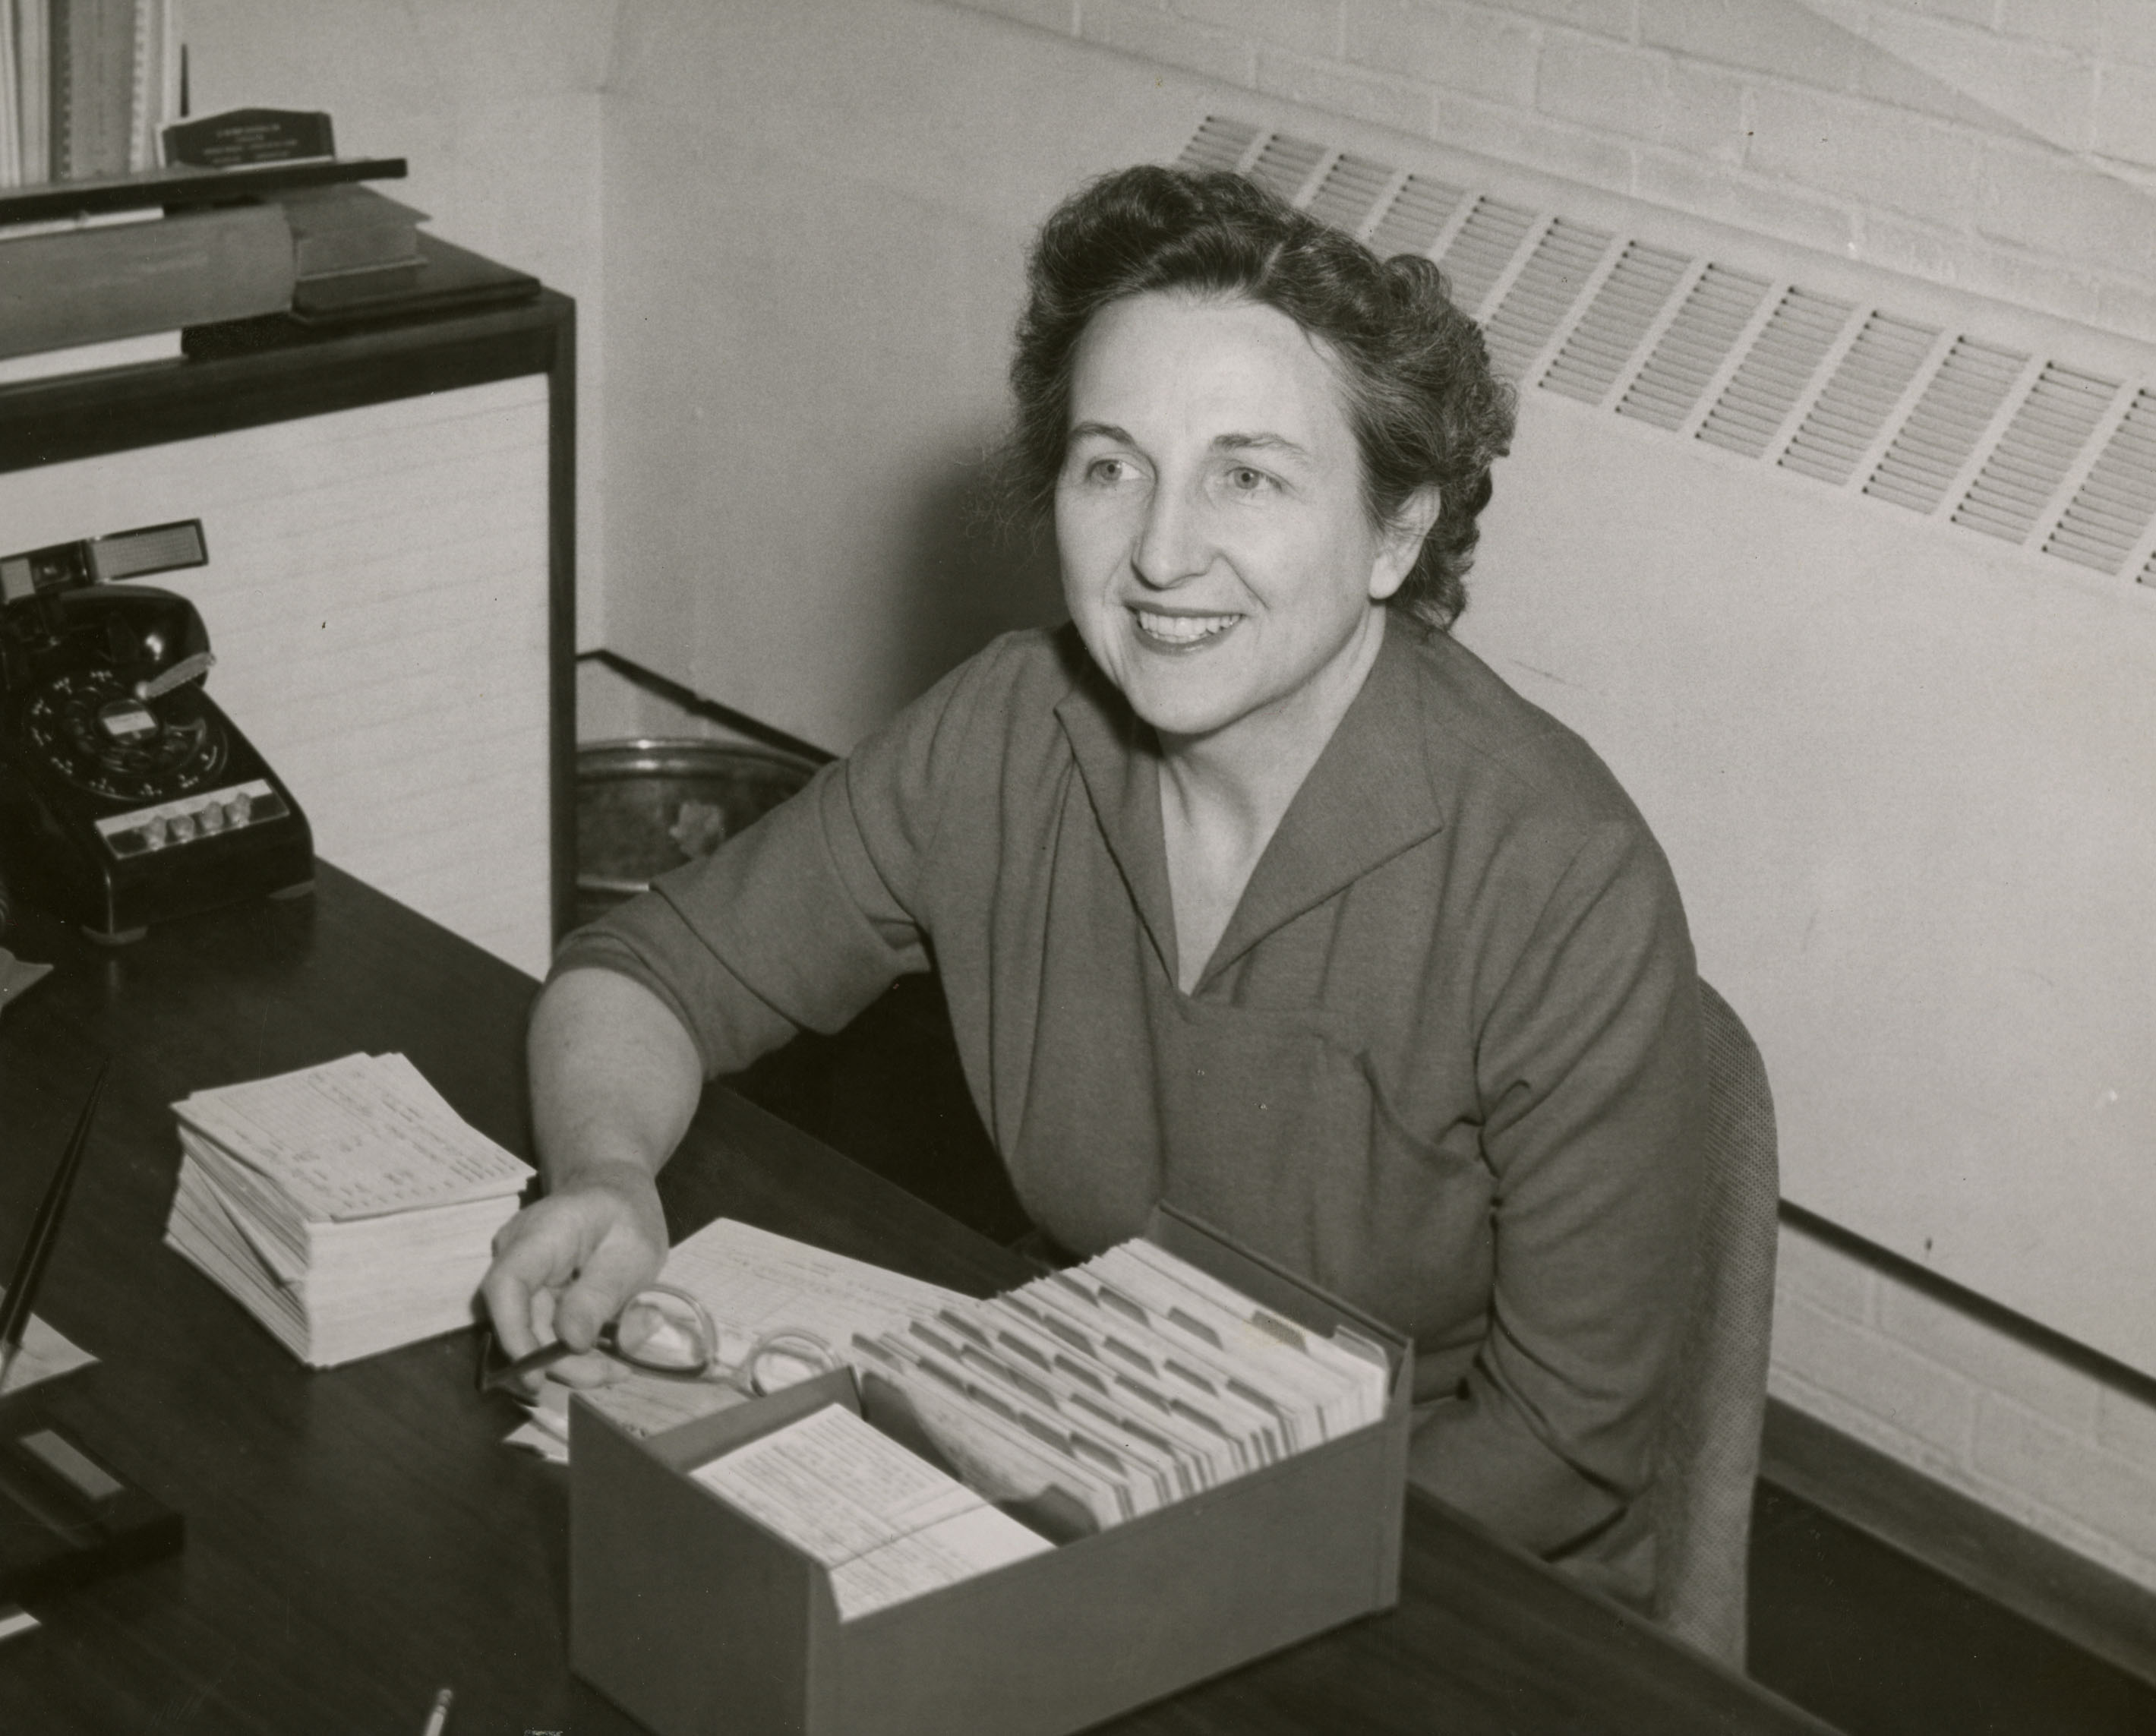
<box><xmin>570</xmin><ymin>1207</ymin><xmax>1412</xmax><ymax>1736</ymax></box>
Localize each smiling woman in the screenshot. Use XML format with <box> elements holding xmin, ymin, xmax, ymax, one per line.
<box><xmin>481</xmin><ymin>166</ymin><xmax>1706</xmax><ymax>1620</ymax></box>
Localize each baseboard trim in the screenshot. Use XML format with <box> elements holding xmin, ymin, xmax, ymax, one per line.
<box><xmin>1760</xmin><ymin>1398</ymin><xmax>2156</xmax><ymax>1689</ymax></box>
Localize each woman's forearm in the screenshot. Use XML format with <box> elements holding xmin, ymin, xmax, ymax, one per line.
<box><xmin>528</xmin><ymin>966</ymin><xmax>706</xmax><ymax>1191</ymax></box>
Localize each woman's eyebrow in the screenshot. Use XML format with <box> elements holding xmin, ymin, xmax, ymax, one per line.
<box><xmin>1065</xmin><ymin>425</ymin><xmax>1314</xmax><ymax>463</ymax></box>
<box><xmin>1214</xmin><ymin>432</ymin><xmax>1312</xmax><ymax>462</ymax></box>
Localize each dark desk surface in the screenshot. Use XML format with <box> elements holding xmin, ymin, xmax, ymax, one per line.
<box><xmin>0</xmin><ymin>866</ymin><xmax>1835</xmax><ymax>1735</ymax></box>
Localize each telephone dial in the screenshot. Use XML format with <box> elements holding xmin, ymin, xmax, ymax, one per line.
<box><xmin>0</xmin><ymin>521</ymin><xmax>311</xmax><ymax>943</ymax></box>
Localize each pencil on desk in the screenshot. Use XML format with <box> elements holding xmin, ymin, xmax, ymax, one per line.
<box><xmin>0</xmin><ymin>1059</ymin><xmax>109</xmax><ymax>1388</ymax></box>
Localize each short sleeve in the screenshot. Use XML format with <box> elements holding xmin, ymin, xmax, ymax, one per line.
<box><xmin>549</xmin><ymin>639</ymin><xmax>1014</xmax><ymax>1078</ymax></box>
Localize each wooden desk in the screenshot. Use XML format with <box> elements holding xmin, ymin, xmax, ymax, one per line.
<box><xmin>0</xmin><ymin>867</ymin><xmax>1834</xmax><ymax>1734</ymax></box>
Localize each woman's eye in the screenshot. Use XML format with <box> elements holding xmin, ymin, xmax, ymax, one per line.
<box><xmin>1084</xmin><ymin>456</ymin><xmax>1135</xmax><ymax>484</ymax></box>
<box><xmin>1226</xmin><ymin>466</ymin><xmax>1274</xmax><ymax>494</ymax></box>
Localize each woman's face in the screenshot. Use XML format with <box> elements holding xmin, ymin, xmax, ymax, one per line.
<box><xmin>1055</xmin><ymin>292</ymin><xmax>1424</xmax><ymax>750</ymax></box>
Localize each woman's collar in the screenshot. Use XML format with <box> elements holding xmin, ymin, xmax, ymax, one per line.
<box><xmin>1053</xmin><ymin>616</ymin><xmax>1447</xmax><ymax>992</ymax></box>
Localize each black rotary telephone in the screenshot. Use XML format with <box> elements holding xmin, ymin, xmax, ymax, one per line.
<box><xmin>0</xmin><ymin>522</ymin><xmax>311</xmax><ymax>943</ymax></box>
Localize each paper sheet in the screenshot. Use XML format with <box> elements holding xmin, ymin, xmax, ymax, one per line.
<box><xmin>829</xmin><ymin>1506</ymin><xmax>1052</xmax><ymax>1619</ymax></box>
<box><xmin>658</xmin><ymin>1218</ymin><xmax>971</xmax><ymax>1359</ymax></box>
<box><xmin>521</xmin><ymin>1369</ymin><xmax>748</xmax><ymax>1448</ymax></box>
<box><xmin>503</xmin><ymin>1419</ymin><xmax>570</xmax><ymax>1464</ymax></box>
<box><xmin>176</xmin><ymin>1145</ymin><xmax>308</xmax><ymax>1283</ymax></box>
<box><xmin>690</xmin><ymin>1404</ymin><xmax>1050</xmax><ymax>1617</ymax></box>
<box><xmin>691</xmin><ymin>1403</ymin><xmax>982</xmax><ymax>1565</ymax></box>
<box><xmin>495</xmin><ymin>1218</ymin><xmax>941</xmax><ymax>1466</ymax></box>
<box><xmin>0</xmin><ymin>1307</ymin><xmax>96</xmax><ymax>1395</ymax></box>
<box><xmin>0</xmin><ymin>948</ymin><xmax>52</xmax><ymax>1015</ymax></box>
<box><xmin>175</xmin><ymin>1053</ymin><xmax>532</xmax><ymax>1222</ymax></box>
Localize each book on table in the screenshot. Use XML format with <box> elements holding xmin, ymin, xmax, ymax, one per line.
<box><xmin>163</xmin><ymin>1053</ymin><xmax>533</xmax><ymax>1368</ymax></box>
<box><xmin>279</xmin><ymin>182</ymin><xmax>428</xmax><ymax>279</ymax></box>
<box><xmin>0</xmin><ymin>201</ymin><xmax>294</xmax><ymax>359</ymax></box>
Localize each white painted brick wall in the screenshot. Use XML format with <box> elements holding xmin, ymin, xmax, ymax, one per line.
<box><xmin>1345</xmin><ymin>1</ymin><xmax>1543</xmax><ymax>103</ymax></box>
<box><xmin>942</xmin><ymin>0</ymin><xmax>2156</xmax><ymax>343</ymax></box>
<box><xmin>1182</xmin><ymin>0</ymin><xmax>1346</xmax><ymax>58</ymax></box>
<box><xmin>974</xmin><ymin>0</ymin><xmax>1078</xmax><ymax>29</ymax></box>
<box><xmin>1435</xmin><ymin>84</ymin><xmax>1637</xmax><ymax>186</ymax></box>
<box><xmin>1773</xmin><ymin>1220</ymin><xmax>2156</xmax><ymax>1594</ymax></box>
<box><xmin>1258</xmin><ymin>42</ymin><xmax>1438</xmax><ymax>133</ymax></box>
<box><xmin>2093</xmin><ymin>58</ymin><xmax>2156</xmax><ymax>163</ymax></box>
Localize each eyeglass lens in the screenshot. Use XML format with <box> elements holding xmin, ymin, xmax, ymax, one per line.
<box><xmin>611</xmin><ymin>1289</ymin><xmax>713</xmax><ymax>1374</ymax></box>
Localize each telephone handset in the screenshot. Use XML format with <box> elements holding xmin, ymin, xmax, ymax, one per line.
<box><xmin>0</xmin><ymin>522</ymin><xmax>312</xmax><ymax>943</ymax></box>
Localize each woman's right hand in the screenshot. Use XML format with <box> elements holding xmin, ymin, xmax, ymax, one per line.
<box><xmin>481</xmin><ymin>967</ymin><xmax>707</xmax><ymax>1390</ymax></box>
<box><xmin>480</xmin><ymin>1160</ymin><xmax>669</xmax><ymax>1389</ymax></box>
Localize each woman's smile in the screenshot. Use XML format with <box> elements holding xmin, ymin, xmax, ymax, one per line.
<box><xmin>1131</xmin><ymin>606</ymin><xmax>1241</xmax><ymax>648</ymax></box>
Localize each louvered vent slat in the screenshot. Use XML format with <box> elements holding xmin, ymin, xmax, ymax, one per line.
<box><xmin>1247</xmin><ymin>133</ymin><xmax>1327</xmax><ymax>201</ymax></box>
<box><xmin>1699</xmin><ymin>289</ymin><xmax>1855</xmax><ymax>458</ymax></box>
<box><xmin>2046</xmin><ymin>390</ymin><xmax>2156</xmax><ymax>573</ymax></box>
<box><xmin>1867</xmin><ymin>338</ymin><xmax>2028</xmax><ymax>515</ymax></box>
<box><xmin>1436</xmin><ymin>197</ymin><xmax>1537</xmax><ymax>316</ymax></box>
<box><xmin>1618</xmin><ymin>266</ymin><xmax>1772</xmax><ymax>432</ymax></box>
<box><xmin>1599</xmin><ymin>284</ymin><xmax>1671</xmax><ymax>314</ymax></box>
<box><xmin>1957</xmin><ymin>503</ymin><xmax>2025</xmax><ymax>535</ymax></box>
<box><xmin>1735</xmin><ymin>358</ymin><xmax>1819</xmax><ymax>393</ymax></box>
<box><xmin>1483</xmin><ymin>219</ymin><xmax>1612</xmax><ymax>382</ymax></box>
<box><xmin>2029</xmin><ymin>403</ymin><xmax>2103</xmax><ymax>432</ymax></box>
<box><xmin>2074</xmin><ymin>473</ymin><xmax>2156</xmax><ymax>515</ymax></box>
<box><xmin>1367</xmin><ymin>174</ymin><xmax>1466</xmax><ymax>258</ymax></box>
<box><xmin>2050</xmin><ymin>529</ymin><xmax>2122</xmax><ymax>559</ymax></box>
<box><xmin>1779</xmin><ymin>314</ymin><xmax>1939</xmax><ymax>485</ymax></box>
<box><xmin>1539</xmin><ymin>242</ymin><xmax>1691</xmax><ymax>406</ymax></box>
<box><xmin>1305</xmin><ymin>153</ymin><xmax>1394</xmax><ymax>233</ymax></box>
<box><xmin>1627</xmin><ymin>389</ymin><xmax>1689</xmax><ymax>418</ymax></box>
<box><xmin>1827</xmin><ymin>387</ymin><xmax>1903</xmax><ymax>419</ymax></box>
<box><xmin>1506</xmin><ymin>291</ymin><xmax>1575</xmax><ymax>319</ymax></box>
<box><xmin>2069</xmin><ymin>479</ymin><xmax>2152</xmax><ymax>518</ymax></box>
<box><xmin>1801</xmin><ymin>409</ymin><xmax>1880</xmax><ymax>442</ymax></box>
<box><xmin>1971</xmin><ymin>477</ymin><xmax>2051</xmax><ymax>510</ymax></box>
<box><xmin>2000</xmin><ymin>433</ymin><xmax>2084</xmax><ymax>466</ymax></box>
<box><xmin>1178</xmin><ymin>115</ymin><xmax>1262</xmax><ymax>175</ymax></box>
<box><xmin>1711</xmin><ymin>406</ymin><xmax>1784</xmax><ymax>438</ymax></box>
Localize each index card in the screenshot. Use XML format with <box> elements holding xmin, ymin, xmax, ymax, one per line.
<box><xmin>1093</xmin><ymin>1245</ymin><xmax>1387</xmax><ymax>1435</ymax></box>
<box><xmin>658</xmin><ymin>1219</ymin><xmax>971</xmax><ymax>1359</ymax></box>
<box><xmin>829</xmin><ymin>1506</ymin><xmax>1052</xmax><ymax>1620</ymax></box>
<box><xmin>690</xmin><ymin>1403</ymin><xmax>1051</xmax><ymax>1618</ymax></box>
<box><xmin>175</xmin><ymin>1054</ymin><xmax>532</xmax><ymax>1221</ymax></box>
<box><xmin>690</xmin><ymin>1403</ymin><xmax>982</xmax><ymax>1567</ymax></box>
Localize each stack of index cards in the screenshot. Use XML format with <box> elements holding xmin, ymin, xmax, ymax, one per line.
<box><xmin>848</xmin><ymin>1237</ymin><xmax>1392</xmax><ymax>1534</ymax></box>
<box><xmin>690</xmin><ymin>1403</ymin><xmax>1051</xmax><ymax>1620</ymax></box>
<box><xmin>163</xmin><ymin>1054</ymin><xmax>534</xmax><ymax>1368</ymax></box>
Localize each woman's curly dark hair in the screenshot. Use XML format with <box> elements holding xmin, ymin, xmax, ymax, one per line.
<box><xmin>1005</xmin><ymin>164</ymin><xmax>1516</xmax><ymax>631</ymax></box>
